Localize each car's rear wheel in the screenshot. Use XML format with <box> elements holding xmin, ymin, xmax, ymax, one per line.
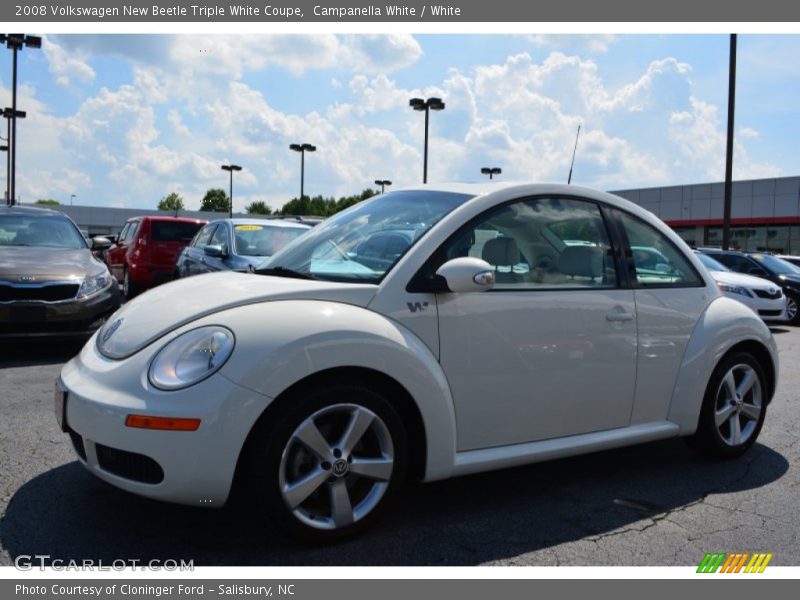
<box><xmin>686</xmin><ymin>352</ymin><xmax>767</xmax><ymax>458</ymax></box>
<box><xmin>250</xmin><ymin>384</ymin><xmax>408</xmax><ymax>540</ymax></box>
<box><xmin>122</xmin><ymin>269</ymin><xmax>138</xmax><ymax>300</ymax></box>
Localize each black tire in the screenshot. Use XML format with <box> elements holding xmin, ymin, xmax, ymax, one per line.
<box><xmin>785</xmin><ymin>294</ymin><xmax>799</xmax><ymax>325</ymax></box>
<box><xmin>122</xmin><ymin>269</ymin><xmax>138</xmax><ymax>300</ymax></box>
<box><xmin>685</xmin><ymin>352</ymin><xmax>767</xmax><ymax>458</ymax></box>
<box><xmin>245</xmin><ymin>383</ymin><xmax>408</xmax><ymax>541</ymax></box>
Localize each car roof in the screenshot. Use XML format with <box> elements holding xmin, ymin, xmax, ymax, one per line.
<box><xmin>128</xmin><ymin>216</ymin><xmax>207</xmax><ymax>223</ymax></box>
<box><xmin>216</xmin><ymin>218</ymin><xmax>312</xmax><ymax>230</ymax></box>
<box><xmin>0</xmin><ymin>205</ymin><xmax>67</xmax><ymax>217</ymax></box>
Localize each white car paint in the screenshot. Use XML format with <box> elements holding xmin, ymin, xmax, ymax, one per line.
<box><xmin>695</xmin><ymin>251</ymin><xmax>787</xmax><ymax>323</ymax></box>
<box><xmin>58</xmin><ymin>182</ymin><xmax>779</xmax><ymax>527</ymax></box>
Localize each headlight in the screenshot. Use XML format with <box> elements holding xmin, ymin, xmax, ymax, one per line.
<box><xmin>148</xmin><ymin>326</ymin><xmax>235</xmax><ymax>390</ymax></box>
<box><xmin>717</xmin><ymin>282</ymin><xmax>753</xmax><ymax>298</ymax></box>
<box><xmin>78</xmin><ymin>269</ymin><xmax>113</xmax><ymax>299</ymax></box>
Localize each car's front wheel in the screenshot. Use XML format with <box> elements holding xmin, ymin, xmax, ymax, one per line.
<box><xmin>686</xmin><ymin>351</ymin><xmax>767</xmax><ymax>458</ymax></box>
<box><xmin>122</xmin><ymin>268</ymin><xmax>138</xmax><ymax>300</ymax></box>
<box><xmin>785</xmin><ymin>294</ymin><xmax>799</xmax><ymax>324</ymax></box>
<box><xmin>250</xmin><ymin>384</ymin><xmax>408</xmax><ymax>540</ymax></box>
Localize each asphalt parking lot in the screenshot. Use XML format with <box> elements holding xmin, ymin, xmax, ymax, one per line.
<box><xmin>0</xmin><ymin>328</ymin><xmax>798</xmax><ymax>567</ymax></box>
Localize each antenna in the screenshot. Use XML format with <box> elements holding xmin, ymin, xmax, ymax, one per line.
<box><xmin>567</xmin><ymin>124</ymin><xmax>581</xmax><ymax>184</ymax></box>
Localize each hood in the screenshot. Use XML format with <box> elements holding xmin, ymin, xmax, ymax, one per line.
<box><xmin>98</xmin><ymin>271</ymin><xmax>378</xmax><ymax>359</ymax></box>
<box><xmin>0</xmin><ymin>247</ymin><xmax>102</xmax><ymax>281</ymax></box>
<box><xmin>709</xmin><ymin>269</ymin><xmax>781</xmax><ymax>291</ymax></box>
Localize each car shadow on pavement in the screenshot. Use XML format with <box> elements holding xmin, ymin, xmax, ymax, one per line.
<box><xmin>0</xmin><ymin>341</ymin><xmax>84</xmax><ymax>367</ymax></box>
<box><xmin>0</xmin><ymin>437</ymin><xmax>788</xmax><ymax>566</ymax></box>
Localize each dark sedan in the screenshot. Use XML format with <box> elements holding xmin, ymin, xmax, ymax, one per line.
<box><xmin>174</xmin><ymin>218</ymin><xmax>311</xmax><ymax>278</ymax></box>
<box><xmin>0</xmin><ymin>206</ymin><xmax>121</xmax><ymax>339</ymax></box>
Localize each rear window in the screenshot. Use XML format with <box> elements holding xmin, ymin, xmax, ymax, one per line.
<box><xmin>151</xmin><ymin>221</ymin><xmax>204</xmax><ymax>242</ymax></box>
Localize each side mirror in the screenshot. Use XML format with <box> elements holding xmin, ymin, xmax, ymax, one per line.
<box><xmin>749</xmin><ymin>267</ymin><xmax>768</xmax><ymax>277</ymax></box>
<box><xmin>435</xmin><ymin>257</ymin><xmax>495</xmax><ymax>293</ymax></box>
<box><xmin>91</xmin><ymin>236</ymin><xmax>112</xmax><ymax>250</ymax></box>
<box><xmin>204</xmin><ymin>244</ymin><xmax>226</xmax><ymax>258</ymax></box>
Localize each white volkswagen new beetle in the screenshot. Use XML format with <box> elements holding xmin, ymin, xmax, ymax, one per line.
<box><xmin>57</xmin><ymin>182</ymin><xmax>778</xmax><ymax>539</ymax></box>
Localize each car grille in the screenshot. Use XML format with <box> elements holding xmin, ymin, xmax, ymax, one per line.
<box><xmin>754</xmin><ymin>289</ymin><xmax>782</xmax><ymax>299</ymax></box>
<box><xmin>758</xmin><ymin>309</ymin><xmax>783</xmax><ymax>317</ymax></box>
<box><xmin>0</xmin><ymin>282</ymin><xmax>80</xmax><ymax>302</ymax></box>
<box><xmin>95</xmin><ymin>443</ymin><xmax>164</xmax><ymax>484</ymax></box>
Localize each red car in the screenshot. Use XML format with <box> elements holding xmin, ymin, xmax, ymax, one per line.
<box><xmin>106</xmin><ymin>216</ymin><xmax>206</xmax><ymax>299</ymax></box>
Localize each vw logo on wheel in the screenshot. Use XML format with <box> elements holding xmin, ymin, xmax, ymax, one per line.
<box><xmin>332</xmin><ymin>459</ymin><xmax>349</xmax><ymax>477</ymax></box>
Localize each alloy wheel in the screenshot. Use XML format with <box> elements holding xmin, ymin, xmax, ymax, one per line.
<box><xmin>786</xmin><ymin>296</ymin><xmax>798</xmax><ymax>322</ymax></box>
<box><xmin>278</xmin><ymin>403</ymin><xmax>395</xmax><ymax>530</ymax></box>
<box><xmin>713</xmin><ymin>363</ymin><xmax>763</xmax><ymax>447</ymax></box>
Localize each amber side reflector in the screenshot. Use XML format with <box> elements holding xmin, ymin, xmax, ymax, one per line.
<box><xmin>125</xmin><ymin>414</ymin><xmax>201</xmax><ymax>431</ymax></box>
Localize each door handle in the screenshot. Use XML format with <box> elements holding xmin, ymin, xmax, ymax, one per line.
<box><xmin>606</xmin><ymin>310</ymin><xmax>634</xmax><ymax>322</ymax></box>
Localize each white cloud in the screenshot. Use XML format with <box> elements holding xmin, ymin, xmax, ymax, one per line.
<box><xmin>42</xmin><ymin>37</ymin><xmax>95</xmax><ymax>88</ymax></box>
<box><xmin>528</xmin><ymin>34</ymin><xmax>619</xmax><ymax>54</ymax></box>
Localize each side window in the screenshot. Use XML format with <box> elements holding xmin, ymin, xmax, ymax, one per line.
<box><xmin>618</xmin><ymin>212</ymin><xmax>702</xmax><ymax>287</ymax></box>
<box><xmin>440</xmin><ymin>197</ymin><xmax>617</xmax><ymax>289</ymax></box>
<box><xmin>117</xmin><ymin>224</ymin><xmax>130</xmax><ymax>243</ymax></box>
<box><xmin>210</xmin><ymin>224</ymin><xmax>230</xmax><ymax>250</ymax></box>
<box><xmin>193</xmin><ymin>224</ymin><xmax>216</xmax><ymax>248</ymax></box>
<box><xmin>124</xmin><ymin>221</ymin><xmax>140</xmax><ymax>242</ymax></box>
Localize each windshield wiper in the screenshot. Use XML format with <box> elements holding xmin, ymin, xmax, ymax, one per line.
<box><xmin>255</xmin><ymin>266</ymin><xmax>317</xmax><ymax>280</ymax></box>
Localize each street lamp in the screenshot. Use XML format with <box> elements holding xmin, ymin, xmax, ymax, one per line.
<box><xmin>409</xmin><ymin>97</ymin><xmax>445</xmax><ymax>184</ymax></box>
<box><xmin>220</xmin><ymin>164</ymin><xmax>242</xmax><ymax>218</ymax></box>
<box><xmin>1</xmin><ymin>34</ymin><xmax>42</xmax><ymax>206</ymax></box>
<box><xmin>374</xmin><ymin>179</ymin><xmax>392</xmax><ymax>194</ymax></box>
<box><xmin>480</xmin><ymin>167</ymin><xmax>501</xmax><ymax>180</ymax></box>
<box><xmin>70</xmin><ymin>194</ymin><xmax>76</xmax><ymax>206</ymax></box>
<box><xmin>2</xmin><ymin>107</ymin><xmax>25</xmax><ymax>206</ymax></box>
<box><xmin>289</xmin><ymin>143</ymin><xmax>316</xmax><ymax>212</ymax></box>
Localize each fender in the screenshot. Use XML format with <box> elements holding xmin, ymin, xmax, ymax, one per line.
<box><xmin>210</xmin><ymin>299</ymin><xmax>458</xmax><ymax>481</ymax></box>
<box><xmin>667</xmin><ymin>296</ymin><xmax>778</xmax><ymax>434</ymax></box>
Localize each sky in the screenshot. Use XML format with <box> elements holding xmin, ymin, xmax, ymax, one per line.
<box><xmin>1</xmin><ymin>33</ymin><xmax>800</xmax><ymax>212</ymax></box>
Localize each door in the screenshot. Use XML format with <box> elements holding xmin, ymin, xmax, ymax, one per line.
<box><xmin>182</xmin><ymin>223</ymin><xmax>217</xmax><ymax>277</ymax></box>
<box><xmin>200</xmin><ymin>223</ymin><xmax>231</xmax><ymax>273</ymax></box>
<box><xmin>106</xmin><ymin>220</ymin><xmax>138</xmax><ymax>281</ymax></box>
<box><xmin>435</xmin><ymin>196</ymin><xmax>638</xmax><ymax>451</ymax></box>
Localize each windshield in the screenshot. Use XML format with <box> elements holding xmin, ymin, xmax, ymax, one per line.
<box><xmin>696</xmin><ymin>252</ymin><xmax>729</xmax><ymax>272</ymax></box>
<box><xmin>0</xmin><ymin>214</ymin><xmax>87</xmax><ymax>249</ymax></box>
<box><xmin>233</xmin><ymin>223</ymin><xmax>309</xmax><ymax>257</ymax></box>
<box><xmin>749</xmin><ymin>253</ymin><xmax>800</xmax><ymax>275</ymax></box>
<box><xmin>258</xmin><ymin>190</ymin><xmax>473</xmax><ymax>283</ymax></box>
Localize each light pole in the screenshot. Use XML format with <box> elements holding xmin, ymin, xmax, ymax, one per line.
<box><xmin>220</xmin><ymin>164</ymin><xmax>242</xmax><ymax>218</ymax></box>
<box><xmin>1</xmin><ymin>34</ymin><xmax>42</xmax><ymax>206</ymax></box>
<box><xmin>70</xmin><ymin>194</ymin><xmax>75</xmax><ymax>206</ymax></box>
<box><xmin>2</xmin><ymin>108</ymin><xmax>25</xmax><ymax>205</ymax></box>
<box><xmin>289</xmin><ymin>143</ymin><xmax>316</xmax><ymax>213</ymax></box>
<box><xmin>374</xmin><ymin>179</ymin><xmax>392</xmax><ymax>194</ymax></box>
<box><xmin>480</xmin><ymin>167</ymin><xmax>501</xmax><ymax>180</ymax></box>
<box><xmin>409</xmin><ymin>97</ymin><xmax>445</xmax><ymax>184</ymax></box>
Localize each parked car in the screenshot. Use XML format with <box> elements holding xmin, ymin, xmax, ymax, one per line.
<box><xmin>58</xmin><ymin>183</ymin><xmax>777</xmax><ymax>540</ymax></box>
<box><xmin>694</xmin><ymin>252</ymin><xmax>787</xmax><ymax>323</ymax></box>
<box><xmin>174</xmin><ymin>218</ymin><xmax>311</xmax><ymax>278</ymax></box>
<box><xmin>0</xmin><ymin>206</ymin><xmax>120</xmax><ymax>339</ymax></box>
<box><xmin>698</xmin><ymin>248</ymin><xmax>800</xmax><ymax>324</ymax></box>
<box><xmin>777</xmin><ymin>254</ymin><xmax>800</xmax><ymax>269</ymax></box>
<box><xmin>105</xmin><ymin>216</ymin><xmax>206</xmax><ymax>299</ymax></box>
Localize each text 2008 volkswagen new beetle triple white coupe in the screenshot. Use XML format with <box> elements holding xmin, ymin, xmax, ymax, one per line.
<box><xmin>57</xmin><ymin>182</ymin><xmax>778</xmax><ymax>539</ymax></box>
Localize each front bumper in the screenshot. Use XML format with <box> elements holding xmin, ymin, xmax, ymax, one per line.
<box><xmin>59</xmin><ymin>335</ymin><xmax>271</xmax><ymax>506</ymax></box>
<box><xmin>0</xmin><ymin>285</ymin><xmax>121</xmax><ymax>339</ymax></box>
<box><xmin>734</xmin><ymin>294</ymin><xmax>787</xmax><ymax>323</ymax></box>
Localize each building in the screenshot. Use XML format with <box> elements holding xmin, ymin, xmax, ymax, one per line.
<box><xmin>612</xmin><ymin>176</ymin><xmax>800</xmax><ymax>253</ymax></box>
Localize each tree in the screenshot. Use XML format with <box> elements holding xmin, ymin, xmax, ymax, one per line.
<box><xmin>200</xmin><ymin>188</ymin><xmax>230</xmax><ymax>212</ymax></box>
<box><xmin>157</xmin><ymin>192</ymin><xmax>185</xmax><ymax>212</ymax></box>
<box><xmin>35</xmin><ymin>198</ymin><xmax>60</xmax><ymax>205</ymax></box>
<box><xmin>245</xmin><ymin>200</ymin><xmax>272</xmax><ymax>215</ymax></box>
<box><xmin>277</xmin><ymin>188</ymin><xmax>377</xmax><ymax>218</ymax></box>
